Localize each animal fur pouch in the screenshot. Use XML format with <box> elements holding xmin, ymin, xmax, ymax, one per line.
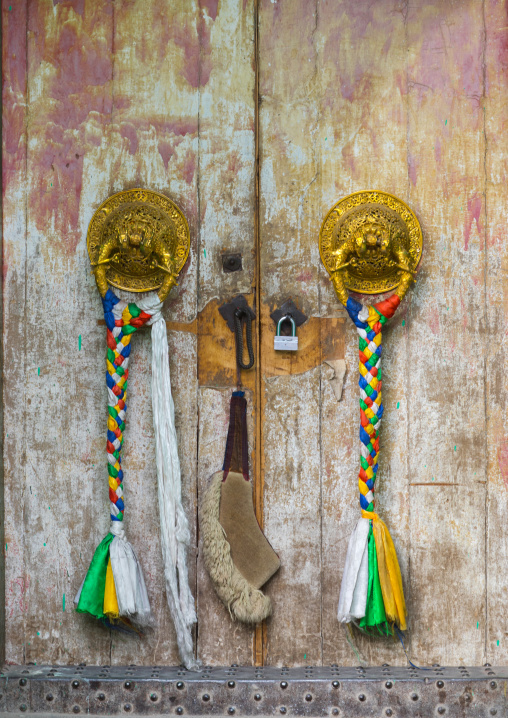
<box><xmin>200</xmin><ymin>392</ymin><xmax>280</xmax><ymax>623</ymax></box>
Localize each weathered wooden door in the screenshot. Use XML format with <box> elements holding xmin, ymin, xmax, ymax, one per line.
<box><xmin>2</xmin><ymin>0</ymin><xmax>506</xmax><ymax>668</ymax></box>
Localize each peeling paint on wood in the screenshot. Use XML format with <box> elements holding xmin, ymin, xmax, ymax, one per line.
<box><xmin>483</xmin><ymin>0</ymin><xmax>508</xmax><ymax>666</ymax></box>
<box><xmin>259</xmin><ymin>0</ymin><xmax>495</xmax><ymax>668</ymax></box>
<box><xmin>3</xmin><ymin>0</ymin><xmax>508</xmax><ymax>669</ymax></box>
<box><xmin>406</xmin><ymin>0</ymin><xmax>487</xmax><ymax>666</ymax></box>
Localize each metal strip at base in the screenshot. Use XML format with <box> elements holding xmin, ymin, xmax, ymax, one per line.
<box><xmin>0</xmin><ymin>664</ymin><xmax>506</xmax><ymax>716</ymax></box>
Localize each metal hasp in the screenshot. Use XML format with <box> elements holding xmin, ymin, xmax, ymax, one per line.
<box><xmin>2</xmin><ymin>664</ymin><xmax>506</xmax><ymax>716</ymax></box>
<box><xmin>219</xmin><ymin>295</ymin><xmax>256</xmax><ymax>333</ymax></box>
<box><xmin>271</xmin><ymin>298</ymin><xmax>307</xmax><ymax>352</ymax></box>
<box><xmin>219</xmin><ymin>295</ymin><xmax>256</xmax><ymax>371</ymax></box>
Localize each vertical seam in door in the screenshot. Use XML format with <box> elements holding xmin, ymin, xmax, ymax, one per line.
<box><xmin>21</xmin><ymin>0</ymin><xmax>29</xmax><ymax>666</ymax></box>
<box><xmin>0</xmin><ymin>0</ymin><xmax>5</xmax><ymax>666</ymax></box>
<box><xmin>403</xmin><ymin>0</ymin><xmax>412</xmax><ymax>663</ymax></box>
<box><xmin>195</xmin><ymin>0</ymin><xmax>203</xmax><ymax>665</ymax></box>
<box><xmin>481</xmin><ymin>0</ymin><xmax>488</xmax><ymax>665</ymax></box>
<box><xmin>253</xmin><ymin>0</ymin><xmax>265</xmax><ymax>667</ymax></box>
<box><xmin>313</xmin><ymin>0</ymin><xmax>323</xmax><ymax>668</ymax></box>
<box><xmin>109</xmin><ymin>0</ymin><xmax>116</xmax><ymax>666</ymax></box>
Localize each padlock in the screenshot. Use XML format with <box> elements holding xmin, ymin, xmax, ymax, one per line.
<box><xmin>274</xmin><ymin>314</ymin><xmax>298</xmax><ymax>351</ymax></box>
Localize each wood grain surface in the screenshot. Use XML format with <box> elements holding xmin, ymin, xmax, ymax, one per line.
<box><xmin>485</xmin><ymin>0</ymin><xmax>508</xmax><ymax>667</ymax></box>
<box><xmin>3</xmin><ymin>0</ymin><xmax>507</xmax><ymax>667</ymax></box>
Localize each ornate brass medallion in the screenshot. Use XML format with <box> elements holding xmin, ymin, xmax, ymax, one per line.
<box><xmin>319</xmin><ymin>190</ymin><xmax>422</xmax><ymax>295</ymax></box>
<box><xmin>87</xmin><ymin>188</ymin><xmax>190</xmax><ymax>299</ymax></box>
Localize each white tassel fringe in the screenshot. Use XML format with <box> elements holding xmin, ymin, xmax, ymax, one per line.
<box><xmin>138</xmin><ymin>295</ymin><xmax>199</xmax><ymax>670</ymax></box>
<box><xmin>109</xmin><ymin>521</ymin><xmax>152</xmax><ymax>627</ymax></box>
<box><xmin>337</xmin><ymin>517</ymin><xmax>370</xmax><ymax>623</ymax></box>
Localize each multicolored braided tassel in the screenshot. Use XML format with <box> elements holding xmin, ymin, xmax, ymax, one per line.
<box><xmin>75</xmin><ymin>288</ymin><xmax>198</xmax><ymax>669</ymax></box>
<box><xmin>105</xmin><ymin>292</ymin><xmax>153</xmax><ymax>523</ymax></box>
<box><xmin>75</xmin><ymin>290</ymin><xmax>152</xmax><ymax>627</ymax></box>
<box><xmin>337</xmin><ymin>294</ymin><xmax>407</xmax><ymax>634</ymax></box>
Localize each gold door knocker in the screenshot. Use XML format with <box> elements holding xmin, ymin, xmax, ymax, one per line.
<box><xmin>87</xmin><ymin>188</ymin><xmax>190</xmax><ymax>301</ymax></box>
<box><xmin>319</xmin><ymin>190</ymin><xmax>422</xmax><ymax>305</ymax></box>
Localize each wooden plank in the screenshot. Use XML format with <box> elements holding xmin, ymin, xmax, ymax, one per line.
<box><xmin>16</xmin><ymin>0</ymin><xmax>201</xmax><ymax>666</ymax></box>
<box><xmin>484</xmin><ymin>0</ymin><xmax>508</xmax><ymax>665</ymax></box>
<box><xmin>108</xmin><ymin>0</ymin><xmax>200</xmax><ymax>665</ymax></box>
<box><xmin>18</xmin><ymin>0</ymin><xmax>115</xmax><ymax>665</ymax></box>
<box><xmin>314</xmin><ymin>0</ymin><xmax>412</xmax><ymax>666</ymax></box>
<box><xmin>258</xmin><ymin>0</ymin><xmax>324</xmax><ymax>665</ymax></box>
<box><xmin>2</xmin><ymin>0</ymin><xmax>29</xmax><ymax>665</ymax></box>
<box><xmin>406</xmin><ymin>0</ymin><xmax>487</xmax><ymax>665</ymax></box>
<box><xmin>196</xmin><ymin>388</ymin><xmax>254</xmax><ymax>667</ymax></box>
<box><xmin>196</xmin><ymin>0</ymin><xmax>257</xmax><ymax>313</ymax></box>
<box><xmin>195</xmin><ymin>0</ymin><xmax>257</xmax><ymax>665</ymax></box>
<box><xmin>259</xmin><ymin>0</ymin><xmax>411</xmax><ymax>665</ymax></box>
<box><xmin>262</xmin><ymin>370</ymin><xmax>322</xmax><ymax>665</ymax></box>
<box><xmin>111</xmin><ymin>0</ymin><xmax>200</xmax><ymax>323</ymax></box>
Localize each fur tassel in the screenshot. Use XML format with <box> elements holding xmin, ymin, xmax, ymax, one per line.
<box><xmin>201</xmin><ymin>472</ymin><xmax>272</xmax><ymax>623</ymax></box>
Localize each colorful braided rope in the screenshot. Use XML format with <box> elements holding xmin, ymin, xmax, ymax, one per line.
<box><xmin>337</xmin><ymin>293</ymin><xmax>407</xmax><ymax>634</ymax></box>
<box><xmin>104</xmin><ymin>289</ymin><xmax>152</xmax><ymax>521</ymax></box>
<box><xmin>77</xmin><ymin>287</ymin><xmax>198</xmax><ymax>667</ymax></box>
<box><xmin>76</xmin><ymin>288</ymin><xmax>154</xmax><ymax>630</ymax></box>
<box><xmin>346</xmin><ymin>294</ymin><xmax>401</xmax><ymax>513</ymax></box>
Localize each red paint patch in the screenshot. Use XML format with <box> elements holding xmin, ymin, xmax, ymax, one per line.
<box><xmin>53</xmin><ymin>0</ymin><xmax>86</xmax><ymax>16</ymax></box>
<box><xmin>394</xmin><ymin>70</ymin><xmax>408</xmax><ymax>99</ymax></box>
<box><xmin>5</xmin><ymin>3</ymin><xmax>27</xmax><ymax>96</ymax></box>
<box><xmin>120</xmin><ymin>123</ymin><xmax>139</xmax><ymax>155</ymax></box>
<box><xmin>158</xmin><ymin>141</ymin><xmax>176</xmax><ymax>171</ymax></box>
<box><xmin>341</xmin><ymin>142</ymin><xmax>356</xmax><ymax>177</ymax></box>
<box><xmin>3</xmin><ymin>2</ymin><xmax>28</xmax><ymax>191</ymax></box>
<box><xmin>497</xmin><ymin>442</ymin><xmax>508</xmax><ymax>490</ymax></box>
<box><xmin>227</xmin><ymin>151</ymin><xmax>241</xmax><ymax>176</ymax></box>
<box><xmin>408</xmin><ymin>6</ymin><xmax>482</xmax><ymax>104</ymax></box>
<box><xmin>464</xmin><ymin>193</ymin><xmax>482</xmax><ymax>250</ymax></box>
<box><xmin>164</xmin><ymin>119</ymin><xmax>199</xmax><ymax>136</ymax></box>
<box><xmin>183</xmin><ymin>152</ymin><xmax>197</xmax><ymax>185</ymax></box>
<box><xmin>428</xmin><ymin>309</ymin><xmax>440</xmax><ymax>335</ymax></box>
<box><xmin>202</xmin><ymin>0</ymin><xmax>219</xmax><ymax>21</ymax></box>
<box><xmin>168</xmin><ymin>16</ymin><xmax>208</xmax><ymax>88</ymax></box>
<box><xmin>408</xmin><ymin>154</ymin><xmax>418</xmax><ymax>187</ymax></box>
<box><xmin>23</xmin><ymin>1</ymin><xmax>115</xmax><ymax>255</ymax></box>
<box><xmin>434</xmin><ymin>139</ymin><xmax>442</xmax><ymax>166</ymax></box>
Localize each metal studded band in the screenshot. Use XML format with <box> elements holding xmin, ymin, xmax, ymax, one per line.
<box><xmin>2</xmin><ymin>664</ymin><xmax>506</xmax><ymax>716</ymax></box>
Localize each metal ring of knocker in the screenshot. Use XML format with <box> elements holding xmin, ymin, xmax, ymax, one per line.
<box><xmin>330</xmin><ymin>262</ymin><xmax>414</xmax><ymax>307</ymax></box>
<box><xmin>234</xmin><ymin>307</ymin><xmax>255</xmax><ymax>371</ymax></box>
<box><xmin>93</xmin><ymin>257</ymin><xmax>179</xmax><ymax>302</ymax></box>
